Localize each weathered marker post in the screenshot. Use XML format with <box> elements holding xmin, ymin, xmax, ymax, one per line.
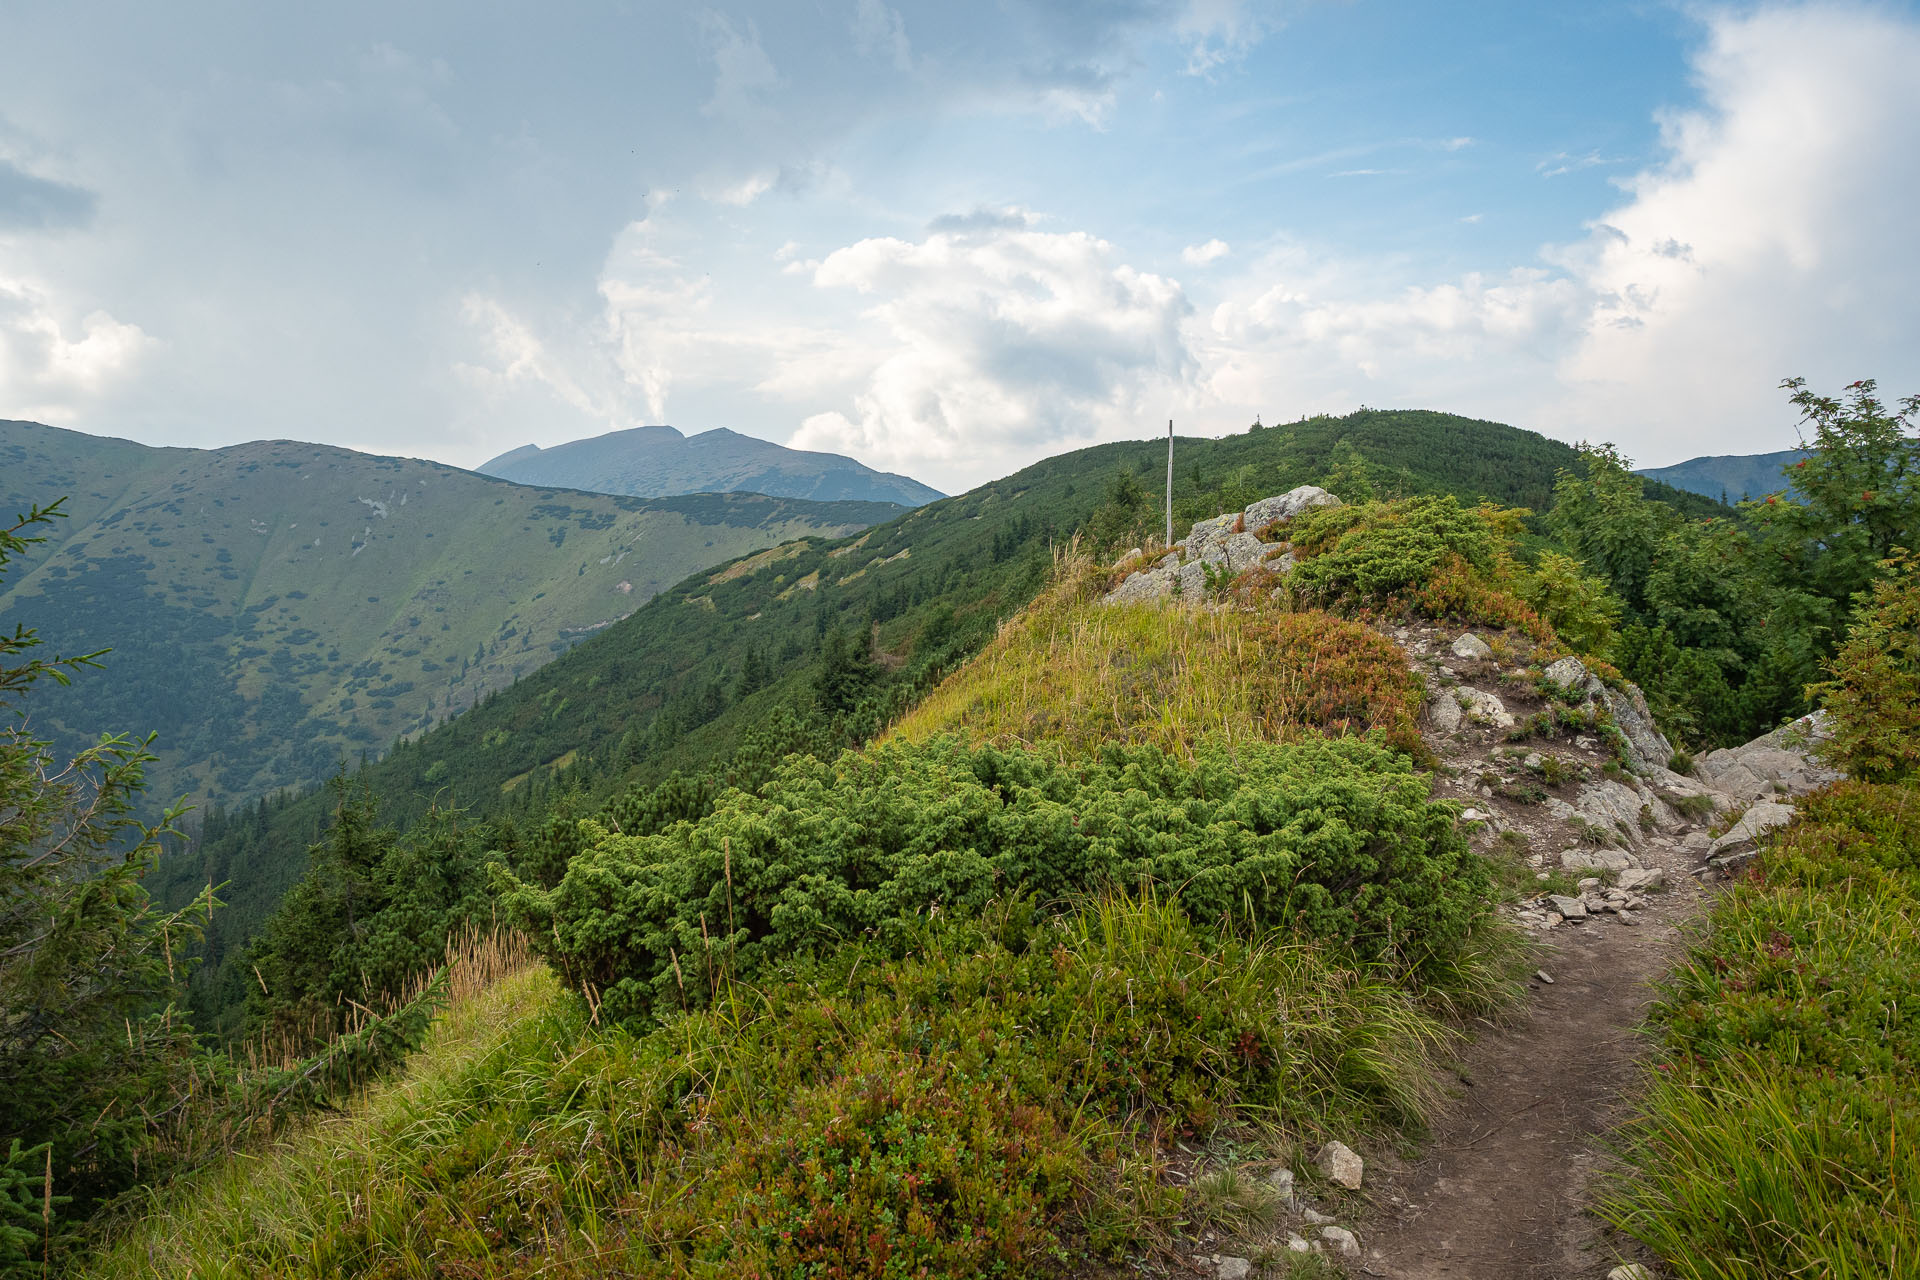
<box><xmin>1165</xmin><ymin>419</ymin><xmax>1174</xmax><ymax>549</ymax></box>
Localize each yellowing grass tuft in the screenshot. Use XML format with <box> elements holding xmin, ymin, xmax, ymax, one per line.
<box><xmin>81</xmin><ymin>934</ymin><xmax>551</xmax><ymax>1279</ymax></box>
<box><xmin>892</xmin><ymin>569</ymin><xmax>1424</xmax><ymax>759</ymax></box>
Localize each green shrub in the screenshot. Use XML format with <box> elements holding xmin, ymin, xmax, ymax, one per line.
<box><xmin>1285</xmin><ymin>496</ymin><xmax>1500</xmax><ymax>607</ymax></box>
<box><xmin>1516</xmin><ymin>550</ymin><xmax>1622</xmax><ymax>659</ymax></box>
<box><xmin>1811</xmin><ymin>551</ymin><xmax>1920</xmax><ymax>784</ymax></box>
<box><xmin>1605</xmin><ymin>781</ymin><xmax>1920</xmax><ymax>1277</ymax></box>
<box><xmin>498</xmin><ymin>736</ymin><xmax>1489</xmax><ymax>1025</ymax></box>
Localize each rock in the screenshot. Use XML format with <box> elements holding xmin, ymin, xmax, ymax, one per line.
<box><xmin>1429</xmin><ymin>694</ymin><xmax>1463</xmax><ymax>733</ymax></box>
<box><xmin>1242</xmin><ymin>485</ymin><xmax>1340</xmax><ymax>533</ymax></box>
<box><xmin>1617</xmin><ymin>911</ymin><xmax>1641</xmax><ymax>926</ymax></box>
<box><xmin>1286</xmin><ymin>1233</ymin><xmax>1313</xmax><ymax>1253</ymax></box>
<box><xmin>1266</xmin><ymin>1167</ymin><xmax>1295</xmax><ymax>1206</ymax></box>
<box><xmin>1112</xmin><ymin>548</ymin><xmax>1142</xmax><ymax>569</ymax></box>
<box><xmin>1176</xmin><ymin>561</ymin><xmax>1207</xmax><ymax>599</ymax></box>
<box><xmin>1547</xmin><ymin>894</ymin><xmax>1588</xmax><ymax>920</ymax></box>
<box><xmin>1461</xmin><ymin>688</ymin><xmax>1515</xmax><ymax>728</ymax></box>
<box><xmin>1608</xmin><ymin>1266</ymin><xmax>1654</xmax><ymax>1280</ymax></box>
<box><xmin>1560</xmin><ymin>848</ymin><xmax>1633</xmax><ymax>872</ymax></box>
<box><xmin>1216</xmin><ymin>1257</ymin><xmax>1251</xmax><ymax>1280</ymax></box>
<box><xmin>1461</xmin><ymin>807</ymin><xmax>1490</xmax><ymax>823</ymax></box>
<box><xmin>1319</xmin><ymin>1225</ymin><xmax>1360</xmax><ymax>1258</ymax></box>
<box><xmin>1542</xmin><ymin>656</ymin><xmax>1590</xmax><ymax>691</ymax></box>
<box><xmin>1601</xmin><ymin>682</ymin><xmax>1676</xmax><ymax>776</ymax></box>
<box><xmin>1186</xmin><ymin>513</ymin><xmax>1239</xmax><ymax>557</ymax></box>
<box><xmin>1534</xmin><ymin>969</ymin><xmax>1555</xmax><ymax>984</ymax></box>
<box><xmin>1682</xmin><ymin>830</ymin><xmax>1712</xmax><ymax>851</ymax></box>
<box><xmin>1221</xmin><ymin>530</ymin><xmax>1269</xmax><ymax>573</ymax></box>
<box><xmin>1697</xmin><ymin>713</ymin><xmax>1841</xmax><ymax>801</ymax></box>
<box><xmin>1617</xmin><ymin>867</ymin><xmax>1665</xmax><ymax>892</ymax></box>
<box><xmin>1315</xmin><ymin>1139</ymin><xmax>1364</xmax><ymax>1189</ymax></box>
<box><xmin>1523</xmin><ymin>751</ymin><xmax>1544</xmax><ymax>770</ymax></box>
<box><xmin>1301</xmin><ymin>1207</ymin><xmax>1335</xmax><ymax>1225</ymax></box>
<box><xmin>1452</xmin><ymin>632</ymin><xmax>1493</xmax><ymax>660</ymax></box>
<box><xmin>1707</xmin><ymin>800</ymin><xmax>1796</xmax><ymax>857</ymax></box>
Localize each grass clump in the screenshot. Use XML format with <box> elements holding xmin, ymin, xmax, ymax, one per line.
<box><xmin>1604</xmin><ymin>781</ymin><xmax>1920</xmax><ymax>1277</ymax></box>
<box><xmin>893</xmin><ymin>561</ymin><xmax>1424</xmax><ymax>759</ymax></box>
<box><xmin>81</xmin><ymin>895</ymin><xmax>1474</xmax><ymax>1278</ymax></box>
<box><xmin>498</xmin><ymin>735</ymin><xmax>1492</xmax><ymax>1026</ymax></box>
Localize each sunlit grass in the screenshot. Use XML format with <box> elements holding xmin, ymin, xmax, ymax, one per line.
<box><xmin>892</xmin><ymin>551</ymin><xmax>1424</xmax><ymax>760</ymax></box>
<box><xmin>79</xmin><ymin>895</ymin><xmax>1496</xmax><ymax>1278</ymax></box>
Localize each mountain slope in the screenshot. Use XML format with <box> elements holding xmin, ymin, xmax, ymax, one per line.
<box><xmin>0</xmin><ymin>420</ymin><xmax>903</xmax><ymax>806</ymax></box>
<box><xmin>160</xmin><ymin>407</ymin><xmax>1733</xmax><ymax>1013</ymax></box>
<box><xmin>478</xmin><ymin>424</ymin><xmax>945</xmax><ymax>506</ymax></box>
<box><xmin>1635</xmin><ymin>448</ymin><xmax>1808</xmax><ymax>503</ymax></box>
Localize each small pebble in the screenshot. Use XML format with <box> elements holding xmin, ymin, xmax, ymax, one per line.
<box><xmin>1534</xmin><ymin>969</ymin><xmax>1555</xmax><ymax>984</ymax></box>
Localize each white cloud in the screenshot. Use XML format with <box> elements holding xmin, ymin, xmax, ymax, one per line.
<box><xmin>0</xmin><ymin>276</ymin><xmax>153</xmax><ymax>421</ymax></box>
<box><xmin>1182</xmin><ymin>238</ymin><xmax>1231</xmax><ymax>265</ymax></box>
<box><xmin>789</xmin><ymin>221</ymin><xmax>1195</xmax><ymax>483</ymax></box>
<box><xmin>1188</xmin><ymin>4</ymin><xmax>1920</xmax><ymax>466</ymax></box>
<box><xmin>700</xmin><ymin>12</ymin><xmax>782</xmax><ymax>120</ymax></box>
<box><xmin>1537</xmin><ymin>149</ymin><xmax>1612</xmax><ymax>178</ymax></box>
<box><xmin>1550</xmin><ymin>2</ymin><xmax>1920</xmax><ymax>460</ymax></box>
<box><xmin>852</xmin><ymin>0</ymin><xmax>913</xmax><ymax>72</ymax></box>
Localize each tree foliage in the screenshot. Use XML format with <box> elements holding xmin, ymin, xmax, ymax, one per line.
<box><xmin>0</xmin><ymin>502</ymin><xmax>214</xmax><ymax>1268</ymax></box>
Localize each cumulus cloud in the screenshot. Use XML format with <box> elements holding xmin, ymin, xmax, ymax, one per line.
<box><xmin>0</xmin><ymin>276</ymin><xmax>153</xmax><ymax>420</ymax></box>
<box><xmin>1550</xmin><ymin>2</ymin><xmax>1920</xmax><ymax>458</ymax></box>
<box><xmin>787</xmin><ymin>221</ymin><xmax>1195</xmax><ymax>483</ymax></box>
<box><xmin>1190</xmin><ymin>4</ymin><xmax>1920</xmax><ymax>465</ymax></box>
<box><xmin>1181</xmin><ymin>238</ymin><xmax>1230</xmax><ymax>265</ymax></box>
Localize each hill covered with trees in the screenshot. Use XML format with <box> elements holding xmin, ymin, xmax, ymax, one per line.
<box><xmin>0</xmin><ymin>421</ymin><xmax>902</xmax><ymax>806</ymax></box>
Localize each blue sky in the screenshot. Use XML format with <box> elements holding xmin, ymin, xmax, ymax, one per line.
<box><xmin>1</xmin><ymin>1</ymin><xmax>1915</xmax><ymax>493</ymax></box>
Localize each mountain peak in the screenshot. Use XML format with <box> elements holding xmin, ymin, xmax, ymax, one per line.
<box><xmin>477</xmin><ymin>424</ymin><xmax>943</xmax><ymax>506</ymax></box>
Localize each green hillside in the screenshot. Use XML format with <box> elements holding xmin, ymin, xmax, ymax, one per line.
<box><xmin>0</xmin><ymin>420</ymin><xmax>902</xmax><ymax>807</ymax></box>
<box><xmin>157</xmin><ymin>407</ymin><xmax>1728</xmax><ymax>1026</ymax></box>
<box><xmin>1635</xmin><ymin>447</ymin><xmax>1809</xmax><ymax>502</ymax></box>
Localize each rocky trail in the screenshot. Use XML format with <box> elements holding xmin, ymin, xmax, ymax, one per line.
<box><xmin>1301</xmin><ymin>627</ymin><xmax>1829</xmax><ymax>1280</ymax></box>
<box><xmin>1108</xmin><ymin>490</ymin><xmax>1838</xmax><ymax>1280</ymax></box>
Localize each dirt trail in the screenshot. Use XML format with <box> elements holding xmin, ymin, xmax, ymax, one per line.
<box><xmin>1355</xmin><ymin>840</ymin><xmax>1704</xmax><ymax>1279</ymax></box>
<box><xmin>1339</xmin><ymin>622</ymin><xmax>1809</xmax><ymax>1280</ymax></box>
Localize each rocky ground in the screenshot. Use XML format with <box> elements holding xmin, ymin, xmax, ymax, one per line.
<box><xmin>1107</xmin><ymin>486</ymin><xmax>1837</xmax><ymax>1279</ymax></box>
<box><xmin>1177</xmin><ymin>620</ymin><xmax>1834</xmax><ymax>1280</ymax></box>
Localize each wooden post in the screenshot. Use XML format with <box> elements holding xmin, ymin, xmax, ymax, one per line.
<box><xmin>1165</xmin><ymin>419</ymin><xmax>1173</xmax><ymax>549</ymax></box>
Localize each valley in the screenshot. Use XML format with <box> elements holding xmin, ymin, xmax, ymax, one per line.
<box><xmin>0</xmin><ymin>420</ymin><xmax>904</xmax><ymax>807</ymax></box>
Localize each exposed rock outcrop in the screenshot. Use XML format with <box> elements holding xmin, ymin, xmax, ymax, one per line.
<box><xmin>1102</xmin><ymin>485</ymin><xmax>1338</xmax><ymax>604</ymax></box>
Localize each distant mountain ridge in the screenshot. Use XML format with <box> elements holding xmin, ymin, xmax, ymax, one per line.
<box><xmin>1635</xmin><ymin>448</ymin><xmax>1808</xmax><ymax>504</ymax></box>
<box><xmin>478</xmin><ymin>425</ymin><xmax>945</xmax><ymax>506</ymax></box>
<box><xmin>0</xmin><ymin>420</ymin><xmax>902</xmax><ymax>807</ymax></box>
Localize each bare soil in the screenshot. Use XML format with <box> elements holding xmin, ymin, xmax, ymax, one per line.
<box><xmin>1354</xmin><ymin>842</ymin><xmax>1704</xmax><ymax>1279</ymax></box>
<box><xmin>1348</xmin><ymin>625</ymin><xmax>1721</xmax><ymax>1279</ymax></box>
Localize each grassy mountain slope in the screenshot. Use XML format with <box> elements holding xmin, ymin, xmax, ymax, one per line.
<box><xmin>157</xmin><ymin>408</ymin><xmax>1727</xmax><ymax>1011</ymax></box>
<box><xmin>0</xmin><ymin>420</ymin><xmax>901</xmax><ymax>806</ymax></box>
<box><xmin>1635</xmin><ymin>448</ymin><xmax>1808</xmax><ymax>503</ymax></box>
<box><xmin>80</xmin><ymin>501</ymin><xmax>1534</xmax><ymax>1279</ymax></box>
<box><xmin>478</xmin><ymin>424</ymin><xmax>946</xmax><ymax>506</ymax></box>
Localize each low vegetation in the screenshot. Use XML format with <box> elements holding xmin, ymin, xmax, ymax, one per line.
<box><xmin>893</xmin><ymin>551</ymin><xmax>1424</xmax><ymax>758</ymax></box>
<box><xmin>1604</xmin><ymin>782</ymin><xmax>1920</xmax><ymax>1277</ymax></box>
<box><xmin>81</xmin><ymin>895</ymin><xmax>1470</xmax><ymax>1279</ymax></box>
<box><xmin>1606</xmin><ymin>567</ymin><xmax>1920</xmax><ymax>1277</ymax></box>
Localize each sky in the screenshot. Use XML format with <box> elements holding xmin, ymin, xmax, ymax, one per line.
<box><xmin>1</xmin><ymin>1</ymin><xmax>1916</xmax><ymax>495</ymax></box>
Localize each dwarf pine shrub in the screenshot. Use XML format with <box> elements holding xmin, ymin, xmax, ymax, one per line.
<box><xmin>498</xmin><ymin>735</ymin><xmax>1487</xmax><ymax>1025</ymax></box>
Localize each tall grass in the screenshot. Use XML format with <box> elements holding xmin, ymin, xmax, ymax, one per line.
<box><xmin>77</xmin><ymin>896</ymin><xmax>1486</xmax><ymax>1278</ymax></box>
<box><xmin>892</xmin><ymin>553</ymin><xmax>1424</xmax><ymax>759</ymax></box>
<box><xmin>1604</xmin><ymin>782</ymin><xmax>1920</xmax><ymax>1277</ymax></box>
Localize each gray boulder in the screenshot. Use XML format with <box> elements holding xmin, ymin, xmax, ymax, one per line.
<box><xmin>1242</xmin><ymin>485</ymin><xmax>1340</xmax><ymax>532</ymax></box>
<box><xmin>1708</xmin><ymin>799</ymin><xmax>1797</xmax><ymax>858</ymax></box>
<box><xmin>1696</xmin><ymin>712</ymin><xmax>1839</xmax><ymax>801</ymax></box>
